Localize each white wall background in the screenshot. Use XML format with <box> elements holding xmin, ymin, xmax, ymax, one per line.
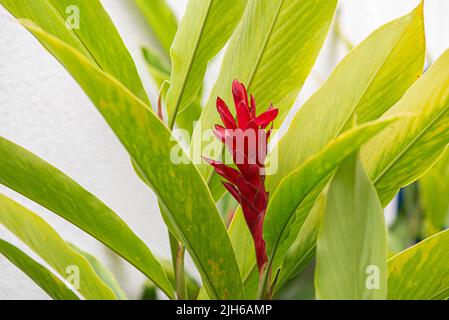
<box><xmin>0</xmin><ymin>0</ymin><xmax>448</xmax><ymax>299</ymax></box>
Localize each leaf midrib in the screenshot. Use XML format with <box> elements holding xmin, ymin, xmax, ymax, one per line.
<box><xmin>169</xmin><ymin>0</ymin><xmax>214</xmax><ymax>128</ymax></box>
<box><xmin>246</xmin><ymin>0</ymin><xmax>285</xmax><ymax>92</ymax></box>
<box><xmin>45</xmin><ymin>0</ymin><xmax>101</xmax><ymax>68</ymax></box>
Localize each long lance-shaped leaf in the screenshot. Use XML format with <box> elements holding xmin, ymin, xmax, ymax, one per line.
<box><xmin>141</xmin><ymin>47</ymin><xmax>202</xmax><ymax>136</ymax></box>
<box><xmin>315</xmin><ymin>153</ymin><xmax>388</xmax><ymax>300</ymax></box>
<box><xmin>193</xmin><ymin>0</ymin><xmax>337</xmax><ymax>181</ymax></box>
<box><xmin>135</xmin><ymin>0</ymin><xmax>178</xmax><ymax>56</ymax></box>
<box><xmin>388</xmin><ymin>229</ymin><xmax>449</xmax><ymax>300</ymax></box>
<box><xmin>69</xmin><ymin>244</ymin><xmax>127</xmax><ymax>300</ymax></box>
<box><xmin>142</xmin><ymin>46</ymin><xmax>171</xmax><ymax>84</ymax></box>
<box><xmin>166</xmin><ymin>0</ymin><xmax>246</xmax><ymax>126</ymax></box>
<box><xmin>363</xmin><ymin>48</ymin><xmax>449</xmax><ymax>206</ymax></box>
<box><xmin>269</xmin><ymin>3</ymin><xmax>425</xmax><ymax>191</ymax></box>
<box><xmin>0</xmin><ymin>239</ymin><xmax>80</xmax><ymax>300</ymax></box>
<box><xmin>0</xmin><ymin>0</ymin><xmax>149</xmax><ymax>103</ymax></box>
<box><xmin>196</xmin><ymin>207</ymin><xmax>259</xmax><ymax>300</ymax></box>
<box><xmin>137</xmin><ymin>2</ymin><xmax>203</xmax><ymax>134</ymax></box>
<box><xmin>228</xmin><ymin>208</ymin><xmax>258</xmax><ymax>299</ymax></box>
<box><xmin>0</xmin><ymin>195</ymin><xmax>116</xmax><ymax>300</ymax></box>
<box><xmin>19</xmin><ymin>22</ymin><xmax>243</xmax><ymax>299</ymax></box>
<box><xmin>419</xmin><ymin>147</ymin><xmax>449</xmax><ymax>233</ymax></box>
<box><xmin>263</xmin><ymin>117</ymin><xmax>399</xmax><ymax>271</ymax></box>
<box><xmin>0</xmin><ymin>137</ymin><xmax>174</xmax><ymax>298</ymax></box>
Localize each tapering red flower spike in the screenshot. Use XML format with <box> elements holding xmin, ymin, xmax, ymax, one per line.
<box><xmin>205</xmin><ymin>80</ymin><xmax>279</xmax><ymax>273</ymax></box>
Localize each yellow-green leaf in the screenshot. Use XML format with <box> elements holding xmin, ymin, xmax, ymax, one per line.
<box><xmin>69</xmin><ymin>244</ymin><xmax>127</xmax><ymax>300</ymax></box>
<box><xmin>19</xmin><ymin>23</ymin><xmax>243</xmax><ymax>299</ymax></box>
<box><xmin>142</xmin><ymin>46</ymin><xmax>171</xmax><ymax>85</ymax></box>
<box><xmin>167</xmin><ymin>0</ymin><xmax>246</xmax><ymax>125</ymax></box>
<box><xmin>0</xmin><ymin>137</ymin><xmax>174</xmax><ymax>299</ymax></box>
<box><xmin>228</xmin><ymin>208</ymin><xmax>258</xmax><ymax>299</ymax></box>
<box><xmin>363</xmin><ymin>48</ymin><xmax>449</xmax><ymax>206</ymax></box>
<box><xmin>275</xmin><ymin>192</ymin><xmax>324</xmax><ymax>294</ymax></box>
<box><xmin>315</xmin><ymin>154</ymin><xmax>387</xmax><ymax>300</ymax></box>
<box><xmin>135</xmin><ymin>0</ymin><xmax>178</xmax><ymax>55</ymax></box>
<box><xmin>0</xmin><ymin>0</ymin><xmax>149</xmax><ymax>102</ymax></box>
<box><xmin>0</xmin><ymin>195</ymin><xmax>115</xmax><ymax>300</ymax></box>
<box><xmin>264</xmin><ymin>117</ymin><xmax>399</xmax><ymax>271</ymax></box>
<box><xmin>269</xmin><ymin>3</ymin><xmax>425</xmax><ymax>191</ymax></box>
<box><xmin>0</xmin><ymin>239</ymin><xmax>79</xmax><ymax>300</ymax></box>
<box><xmin>388</xmin><ymin>229</ymin><xmax>449</xmax><ymax>300</ymax></box>
<box><xmin>419</xmin><ymin>147</ymin><xmax>449</xmax><ymax>232</ymax></box>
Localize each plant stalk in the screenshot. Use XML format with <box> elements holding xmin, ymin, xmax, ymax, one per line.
<box><xmin>175</xmin><ymin>242</ymin><xmax>187</xmax><ymax>300</ymax></box>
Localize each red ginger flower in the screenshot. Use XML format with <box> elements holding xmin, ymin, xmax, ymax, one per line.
<box><xmin>204</xmin><ymin>80</ymin><xmax>279</xmax><ymax>273</ymax></box>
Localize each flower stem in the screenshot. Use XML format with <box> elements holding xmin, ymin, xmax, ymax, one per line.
<box><xmin>175</xmin><ymin>242</ymin><xmax>187</xmax><ymax>300</ymax></box>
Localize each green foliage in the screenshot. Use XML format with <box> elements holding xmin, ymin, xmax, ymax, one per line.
<box><xmin>0</xmin><ymin>239</ymin><xmax>79</xmax><ymax>300</ymax></box>
<box><xmin>20</xmin><ymin>21</ymin><xmax>243</xmax><ymax>300</ymax></box>
<box><xmin>1</xmin><ymin>0</ymin><xmax>448</xmax><ymax>301</ymax></box>
<box><xmin>0</xmin><ymin>137</ymin><xmax>174</xmax><ymax>298</ymax></box>
<box><xmin>269</xmin><ymin>3</ymin><xmax>425</xmax><ymax>191</ymax></box>
<box><xmin>135</xmin><ymin>0</ymin><xmax>178</xmax><ymax>55</ymax></box>
<box><xmin>69</xmin><ymin>244</ymin><xmax>128</xmax><ymax>300</ymax></box>
<box><xmin>0</xmin><ymin>195</ymin><xmax>116</xmax><ymax>299</ymax></box>
<box><xmin>388</xmin><ymin>229</ymin><xmax>449</xmax><ymax>300</ymax></box>
<box><xmin>0</xmin><ymin>0</ymin><xmax>149</xmax><ymax>103</ymax></box>
<box><xmin>264</xmin><ymin>118</ymin><xmax>399</xmax><ymax>273</ymax></box>
<box><xmin>363</xmin><ymin>48</ymin><xmax>449</xmax><ymax>206</ymax></box>
<box><xmin>419</xmin><ymin>148</ymin><xmax>449</xmax><ymax>232</ymax></box>
<box><xmin>315</xmin><ymin>153</ymin><xmax>387</xmax><ymax>300</ymax></box>
<box><xmin>166</xmin><ymin>0</ymin><xmax>247</xmax><ymax>125</ymax></box>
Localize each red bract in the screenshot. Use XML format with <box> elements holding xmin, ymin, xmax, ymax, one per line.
<box><xmin>204</xmin><ymin>80</ymin><xmax>279</xmax><ymax>273</ymax></box>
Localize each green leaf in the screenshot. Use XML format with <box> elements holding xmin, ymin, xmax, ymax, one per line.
<box><xmin>228</xmin><ymin>208</ymin><xmax>258</xmax><ymax>299</ymax></box>
<box><xmin>0</xmin><ymin>137</ymin><xmax>174</xmax><ymax>298</ymax></box>
<box><xmin>196</xmin><ymin>208</ymin><xmax>259</xmax><ymax>300</ymax></box>
<box><xmin>135</xmin><ymin>0</ymin><xmax>178</xmax><ymax>55</ymax></box>
<box><xmin>18</xmin><ymin>23</ymin><xmax>243</xmax><ymax>299</ymax></box>
<box><xmin>419</xmin><ymin>148</ymin><xmax>449</xmax><ymax>231</ymax></box>
<box><xmin>264</xmin><ymin>117</ymin><xmax>399</xmax><ymax>271</ymax></box>
<box><xmin>142</xmin><ymin>46</ymin><xmax>171</xmax><ymax>85</ymax></box>
<box><xmin>167</xmin><ymin>0</ymin><xmax>246</xmax><ymax>125</ymax></box>
<box><xmin>315</xmin><ymin>154</ymin><xmax>388</xmax><ymax>300</ymax></box>
<box><xmin>194</xmin><ymin>0</ymin><xmax>338</xmax><ymax>180</ymax></box>
<box><xmin>275</xmin><ymin>192</ymin><xmax>324</xmax><ymax>294</ymax></box>
<box><xmin>176</xmin><ymin>98</ymin><xmax>203</xmax><ymax>136</ymax></box>
<box><xmin>0</xmin><ymin>239</ymin><xmax>79</xmax><ymax>300</ymax></box>
<box><xmin>69</xmin><ymin>244</ymin><xmax>127</xmax><ymax>300</ymax></box>
<box><xmin>388</xmin><ymin>229</ymin><xmax>449</xmax><ymax>300</ymax></box>
<box><xmin>362</xmin><ymin>48</ymin><xmax>449</xmax><ymax>206</ymax></box>
<box><xmin>141</xmin><ymin>47</ymin><xmax>202</xmax><ymax>136</ymax></box>
<box><xmin>0</xmin><ymin>0</ymin><xmax>149</xmax><ymax>103</ymax></box>
<box><xmin>137</xmin><ymin>2</ymin><xmax>203</xmax><ymax>134</ymax></box>
<box><xmin>0</xmin><ymin>195</ymin><xmax>116</xmax><ymax>300</ymax></box>
<box><xmin>269</xmin><ymin>3</ymin><xmax>425</xmax><ymax>191</ymax></box>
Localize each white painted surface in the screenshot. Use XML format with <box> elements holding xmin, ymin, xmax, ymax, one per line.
<box><xmin>0</xmin><ymin>0</ymin><xmax>448</xmax><ymax>299</ymax></box>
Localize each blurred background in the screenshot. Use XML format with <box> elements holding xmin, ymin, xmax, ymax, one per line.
<box><xmin>0</xmin><ymin>0</ymin><xmax>448</xmax><ymax>299</ymax></box>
